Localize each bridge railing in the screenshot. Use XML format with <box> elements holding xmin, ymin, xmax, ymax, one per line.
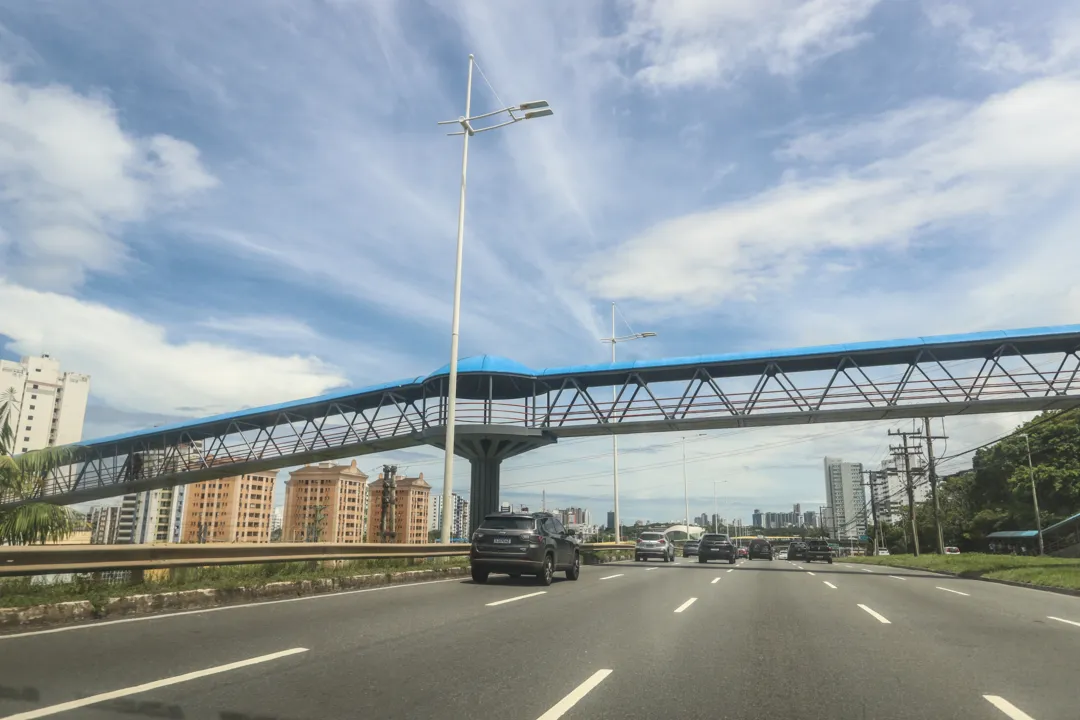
<box><xmin>0</xmin><ymin>542</ymin><xmax>637</xmax><ymax>577</ymax></box>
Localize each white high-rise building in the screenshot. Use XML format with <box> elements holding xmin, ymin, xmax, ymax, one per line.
<box><xmin>0</xmin><ymin>354</ymin><xmax>90</xmax><ymax>454</ymax></box>
<box><xmin>117</xmin><ymin>486</ymin><xmax>187</xmax><ymax>544</ymax></box>
<box><xmin>823</xmin><ymin>457</ymin><xmax>867</xmax><ymax>540</ymax></box>
<box><xmin>271</xmin><ymin>506</ymin><xmax>283</xmax><ymax>534</ymax></box>
<box><xmin>429</xmin><ymin>493</ymin><xmax>469</xmax><ymax>539</ymax></box>
<box><xmin>89</xmin><ymin>505</ymin><xmax>122</xmax><ymax>544</ymax></box>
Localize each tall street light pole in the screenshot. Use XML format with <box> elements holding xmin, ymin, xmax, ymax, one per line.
<box><xmin>681</xmin><ymin>433</ymin><xmax>706</xmax><ymax>540</ymax></box>
<box><xmin>600</xmin><ymin>302</ymin><xmax>656</xmax><ymax>543</ymax></box>
<box><xmin>436</xmin><ymin>55</ymin><xmax>554</xmax><ymax>543</ymax></box>
<box><xmin>1020</xmin><ymin>433</ymin><xmax>1045</xmax><ymax>555</ymax></box>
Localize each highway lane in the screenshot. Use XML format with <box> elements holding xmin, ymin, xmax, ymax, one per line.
<box><xmin>0</xmin><ymin>557</ymin><xmax>1077</xmax><ymax>719</ymax></box>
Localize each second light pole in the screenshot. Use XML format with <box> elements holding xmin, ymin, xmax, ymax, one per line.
<box><xmin>601</xmin><ymin>302</ymin><xmax>656</xmax><ymax>543</ymax></box>
<box><xmin>436</xmin><ymin>55</ymin><xmax>554</xmax><ymax>543</ymax></box>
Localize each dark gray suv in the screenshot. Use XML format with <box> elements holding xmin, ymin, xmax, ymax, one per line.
<box><xmin>470</xmin><ymin>512</ymin><xmax>580</xmax><ymax>586</ymax></box>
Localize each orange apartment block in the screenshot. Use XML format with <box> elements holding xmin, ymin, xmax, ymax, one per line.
<box><xmin>282</xmin><ymin>460</ymin><xmax>370</xmax><ymax>543</ymax></box>
<box><xmin>368</xmin><ymin>472</ymin><xmax>431</xmax><ymax>544</ymax></box>
<box><xmin>180</xmin><ymin>471</ymin><xmax>276</xmax><ymax>543</ymax></box>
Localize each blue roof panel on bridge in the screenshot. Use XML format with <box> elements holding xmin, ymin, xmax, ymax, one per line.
<box><xmin>425</xmin><ymin>355</ymin><xmax>536</xmax><ymax>379</ymax></box>
<box><xmin>986</xmin><ymin>530</ymin><xmax>1040</xmax><ymax>539</ymax></box>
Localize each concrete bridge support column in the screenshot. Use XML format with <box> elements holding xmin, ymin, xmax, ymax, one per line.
<box><xmin>419</xmin><ymin>426</ymin><xmax>557</xmax><ymax>535</ymax></box>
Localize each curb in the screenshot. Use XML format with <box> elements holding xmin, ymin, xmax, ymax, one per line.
<box><xmin>0</xmin><ymin>566</ymin><xmax>469</xmax><ymax>633</ymax></box>
<box><xmin>845</xmin><ymin>561</ymin><xmax>1080</xmax><ymax>598</ymax></box>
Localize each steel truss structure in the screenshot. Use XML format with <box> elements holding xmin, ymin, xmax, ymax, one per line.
<box><xmin>5</xmin><ymin>326</ymin><xmax>1080</xmax><ymax>508</ymax></box>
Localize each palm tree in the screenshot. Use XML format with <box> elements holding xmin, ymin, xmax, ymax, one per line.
<box><xmin>0</xmin><ymin>392</ymin><xmax>79</xmax><ymax>545</ymax></box>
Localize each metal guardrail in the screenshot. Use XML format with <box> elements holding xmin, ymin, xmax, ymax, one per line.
<box><xmin>0</xmin><ymin>542</ymin><xmax>636</xmax><ymax>577</ymax></box>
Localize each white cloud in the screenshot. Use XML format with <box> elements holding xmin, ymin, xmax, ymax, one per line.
<box><xmin>0</xmin><ymin>281</ymin><xmax>348</xmax><ymax>417</ymax></box>
<box><xmin>621</xmin><ymin>0</ymin><xmax>880</xmax><ymax>89</ymax></box>
<box><xmin>585</xmin><ymin>75</ymin><xmax>1080</xmax><ymax>311</ymax></box>
<box><xmin>0</xmin><ymin>65</ymin><xmax>216</xmax><ymax>290</ymax></box>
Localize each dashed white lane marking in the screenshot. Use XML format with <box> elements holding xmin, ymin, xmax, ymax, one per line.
<box><xmin>711</xmin><ymin>577</ymin><xmax>721</xmax><ymax>584</ymax></box>
<box><xmin>806</xmin><ymin>572</ymin><xmax>816</xmax><ymax>576</ymax></box>
<box><xmin>726</xmin><ymin>569</ymin><xmax>734</xmax><ymax>573</ymax></box>
<box><xmin>536</xmin><ymin>669</ymin><xmax>613</xmax><ymax>720</ymax></box>
<box><xmin>936</xmin><ymin>586</ymin><xmax>970</xmax><ymax>596</ymax></box>
<box><xmin>2</xmin><ymin>648</ymin><xmax>308</xmax><ymax>719</ymax></box>
<box><xmin>861</xmin><ymin>568</ymin><xmax>874</xmax><ymax>573</ymax></box>
<box><xmin>983</xmin><ymin>695</ymin><xmax>1037</xmax><ymax>720</ymax></box>
<box><xmin>823</xmin><ymin>581</ymin><xmax>837</xmax><ymax>589</ymax></box>
<box><xmin>599</xmin><ymin>574</ymin><xmax>624</xmax><ymax>581</ymax></box>
<box><xmin>646</xmin><ymin>567</ymin><xmax>659</xmax><ymax>571</ymax></box>
<box><xmin>857</xmin><ymin>604</ymin><xmax>891</xmax><ymax>624</ymax></box>
<box><xmin>1048</xmin><ymin>616</ymin><xmax>1080</xmax><ymax>628</ymax></box>
<box><xmin>486</xmin><ymin>591</ymin><xmax>548</xmax><ymax>607</ymax></box>
<box><xmin>889</xmin><ymin>575</ymin><xmax>906</xmax><ymax>581</ymax></box>
<box><xmin>674</xmin><ymin>598</ymin><xmax>698</xmax><ymax>613</ymax></box>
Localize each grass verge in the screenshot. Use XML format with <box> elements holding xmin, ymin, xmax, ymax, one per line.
<box><xmin>843</xmin><ymin>553</ymin><xmax>1080</xmax><ymax>591</ymax></box>
<box><xmin>0</xmin><ymin>556</ymin><xmax>469</xmax><ymax>610</ymax></box>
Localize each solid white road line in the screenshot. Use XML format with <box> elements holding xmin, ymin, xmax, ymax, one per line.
<box><xmin>599</xmin><ymin>574</ymin><xmax>624</xmax><ymax>580</ymax></box>
<box><xmin>1048</xmin><ymin>615</ymin><xmax>1080</xmax><ymax>628</ymax></box>
<box><xmin>674</xmin><ymin>598</ymin><xmax>698</xmax><ymax>613</ymax></box>
<box><xmin>857</xmin><ymin>604</ymin><xmax>891</xmax><ymax>624</ymax></box>
<box><xmin>711</xmin><ymin>578</ymin><xmax>721</xmax><ymax>584</ymax></box>
<box><xmin>536</xmin><ymin>669</ymin><xmax>613</xmax><ymax>720</ymax></box>
<box><xmin>936</xmin><ymin>586</ymin><xmax>970</xmax><ymax>596</ymax></box>
<box><xmin>823</xmin><ymin>581</ymin><xmax>837</xmax><ymax>589</ymax></box>
<box><xmin>983</xmin><ymin>695</ymin><xmax>1037</xmax><ymax>720</ymax></box>
<box><xmin>485</xmin><ymin>591</ymin><xmax>547</xmax><ymax>607</ymax></box>
<box><xmin>2</xmin><ymin>648</ymin><xmax>308</xmax><ymax>719</ymax></box>
<box><xmin>0</xmin><ymin>577</ymin><xmax>462</xmax><ymax>641</ymax></box>
<box><xmin>889</xmin><ymin>575</ymin><xmax>906</xmax><ymax>581</ymax></box>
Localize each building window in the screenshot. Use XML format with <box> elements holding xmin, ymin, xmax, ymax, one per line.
<box><xmin>28</xmin><ymin>405</ymin><xmax>34</xmax><ymax>410</ymax></box>
<box><xmin>23</xmin><ymin>437</ymin><xmax>29</xmax><ymax>442</ymax></box>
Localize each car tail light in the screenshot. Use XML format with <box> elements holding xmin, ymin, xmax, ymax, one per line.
<box><xmin>658</xmin><ymin>538</ymin><xmax>666</xmax><ymax>545</ymax></box>
<box><xmin>522</xmin><ymin>533</ymin><xmax>542</xmax><ymax>544</ymax></box>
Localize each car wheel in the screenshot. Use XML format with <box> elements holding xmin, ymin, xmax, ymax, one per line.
<box><xmin>635</xmin><ymin>554</ymin><xmax>641</xmax><ymax>562</ymax></box>
<box><xmin>471</xmin><ymin>567</ymin><xmax>489</xmax><ymax>584</ymax></box>
<box><xmin>729</xmin><ymin>557</ymin><xmax>736</xmax><ymax>564</ymax></box>
<box><xmin>537</xmin><ymin>554</ymin><xmax>554</xmax><ymax>586</ymax></box>
<box><xmin>698</xmin><ymin>556</ymin><xmax>706</xmax><ymax>563</ymax></box>
<box><xmin>566</xmin><ymin>552</ymin><xmax>581</xmax><ymax>581</ymax></box>
<box><xmin>828</xmin><ymin>558</ymin><xmax>833</xmax><ymax>564</ymax></box>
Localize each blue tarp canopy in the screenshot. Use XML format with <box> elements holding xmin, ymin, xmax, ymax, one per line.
<box><xmin>986</xmin><ymin>530</ymin><xmax>1040</xmax><ymax>539</ymax></box>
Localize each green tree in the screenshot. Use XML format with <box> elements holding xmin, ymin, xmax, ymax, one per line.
<box><xmin>0</xmin><ymin>393</ymin><xmax>79</xmax><ymax>545</ymax></box>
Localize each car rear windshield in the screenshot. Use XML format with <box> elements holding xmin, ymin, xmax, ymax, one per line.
<box><xmin>807</xmin><ymin>540</ymin><xmax>829</xmax><ymax>549</ymax></box>
<box><xmin>479</xmin><ymin>517</ymin><xmax>534</xmax><ymax>530</ymax></box>
<box><xmin>639</xmin><ymin>532</ymin><xmax>665</xmax><ymax>541</ymax></box>
<box><xmin>702</xmin><ymin>535</ymin><xmax>729</xmax><ymax>542</ymax></box>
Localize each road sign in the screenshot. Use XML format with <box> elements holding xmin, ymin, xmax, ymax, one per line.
<box><xmin>859</xmin><ymin>535</ymin><xmax>869</xmax><ymax>541</ymax></box>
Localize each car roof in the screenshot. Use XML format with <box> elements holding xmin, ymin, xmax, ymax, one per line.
<box><xmin>483</xmin><ymin>512</ymin><xmax>534</xmax><ymax>519</ymax></box>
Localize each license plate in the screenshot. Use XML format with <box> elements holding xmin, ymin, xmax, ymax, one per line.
<box><xmin>493</xmin><ymin>538</ymin><xmax>511</xmax><ymax>544</ymax></box>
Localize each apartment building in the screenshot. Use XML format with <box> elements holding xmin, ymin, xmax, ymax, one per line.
<box><xmin>89</xmin><ymin>505</ymin><xmax>121</xmax><ymax>544</ymax></box>
<box><xmin>283</xmin><ymin>461</ymin><xmax>370</xmax><ymax>543</ymax></box>
<box><xmin>180</xmin><ymin>471</ymin><xmax>277</xmax><ymax>543</ymax></box>
<box><xmin>117</xmin><ymin>486</ymin><xmax>187</xmax><ymax>544</ymax></box>
<box><xmin>429</xmin><ymin>492</ymin><xmax>469</xmax><ymax>539</ymax></box>
<box><xmin>823</xmin><ymin>456</ymin><xmax>867</xmax><ymax>540</ymax></box>
<box><xmin>369</xmin><ymin>472</ymin><xmax>431</xmax><ymax>544</ymax></box>
<box><xmin>0</xmin><ymin>354</ymin><xmax>90</xmax><ymax>454</ymax></box>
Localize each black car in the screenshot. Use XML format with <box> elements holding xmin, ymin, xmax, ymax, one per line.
<box><xmin>470</xmin><ymin>512</ymin><xmax>580</xmax><ymax>586</ymax></box>
<box><xmin>697</xmin><ymin>533</ymin><xmax>737</xmax><ymax>564</ymax></box>
<box><xmin>805</xmin><ymin>539</ymin><xmax>833</xmax><ymax>563</ymax></box>
<box><xmin>748</xmin><ymin>538</ymin><xmax>773</xmax><ymax>560</ymax></box>
<box><xmin>788</xmin><ymin>541</ymin><xmax>808</xmax><ymax>561</ymax></box>
<box><xmin>682</xmin><ymin>539</ymin><xmax>700</xmax><ymax>558</ymax></box>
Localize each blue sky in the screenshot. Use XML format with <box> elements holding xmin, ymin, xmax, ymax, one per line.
<box><xmin>2</xmin><ymin>1</ymin><xmax>1080</xmax><ymax>524</ymax></box>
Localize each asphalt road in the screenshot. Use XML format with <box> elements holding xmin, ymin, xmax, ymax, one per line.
<box><xmin>1</xmin><ymin>556</ymin><xmax>1079</xmax><ymax>720</ymax></box>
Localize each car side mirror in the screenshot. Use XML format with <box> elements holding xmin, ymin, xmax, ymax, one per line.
<box><xmin>566</xmin><ymin>529</ymin><xmax>575</xmax><ymax>537</ymax></box>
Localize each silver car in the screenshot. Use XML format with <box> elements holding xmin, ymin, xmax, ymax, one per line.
<box><xmin>635</xmin><ymin>531</ymin><xmax>674</xmax><ymax>562</ymax></box>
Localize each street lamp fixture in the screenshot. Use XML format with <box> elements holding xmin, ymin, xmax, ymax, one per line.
<box><xmin>600</xmin><ymin>302</ymin><xmax>657</xmax><ymax>543</ymax></box>
<box><xmin>436</xmin><ymin>55</ymin><xmax>554</xmax><ymax>544</ymax></box>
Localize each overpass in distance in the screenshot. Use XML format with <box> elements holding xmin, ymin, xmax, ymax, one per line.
<box><xmin>5</xmin><ymin>324</ymin><xmax>1080</xmax><ymax>530</ymax></box>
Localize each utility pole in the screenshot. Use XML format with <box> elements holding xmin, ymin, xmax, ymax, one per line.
<box><xmin>860</xmin><ymin>469</ymin><xmax>882</xmax><ymax>556</ymax></box>
<box><xmin>380</xmin><ymin>464</ymin><xmax>398</xmax><ymax>543</ymax></box>
<box><xmin>889</xmin><ymin>429</ymin><xmax>924</xmax><ymax>557</ymax></box>
<box><xmin>1021</xmin><ymin>434</ymin><xmax>1045</xmax><ymax>556</ymax></box>
<box><xmin>911</xmin><ymin>418</ymin><xmax>949</xmax><ymax>554</ymax></box>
